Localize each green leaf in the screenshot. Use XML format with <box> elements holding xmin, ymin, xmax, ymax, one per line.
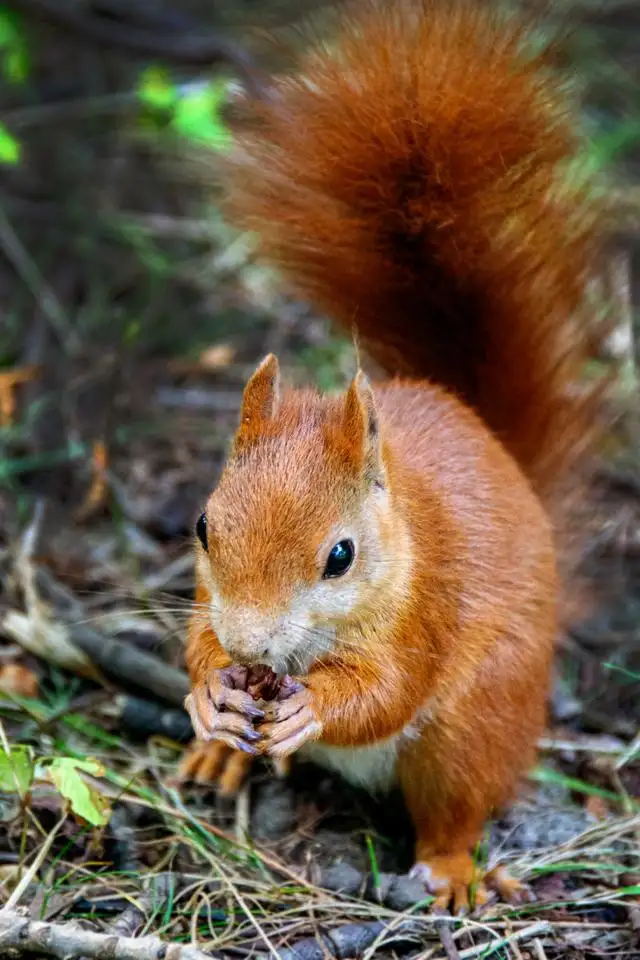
<box><xmin>365</xmin><ymin>834</ymin><xmax>381</xmax><ymax>894</ymax></box>
<box><xmin>172</xmin><ymin>80</ymin><xmax>231</xmax><ymax>151</ymax></box>
<box><xmin>616</xmin><ymin>884</ymin><xmax>640</xmax><ymax>897</ymax></box>
<box><xmin>124</xmin><ymin>319</ymin><xmax>141</xmax><ymax>345</ymax></box>
<box><xmin>0</xmin><ymin>122</ymin><xmax>20</xmax><ymax>165</ymax></box>
<box><xmin>0</xmin><ymin>7</ymin><xmax>21</xmax><ymax>47</ymax></box>
<box><xmin>532</xmin><ymin>861</ymin><xmax>626</xmax><ymax>874</ymax></box>
<box><xmin>586</xmin><ymin>121</ymin><xmax>640</xmax><ymax>174</ymax></box>
<box><xmin>0</xmin><ymin>744</ymin><xmax>34</xmax><ymax>798</ymax></box>
<box><xmin>5</xmin><ymin>46</ymin><xmax>28</xmax><ymax>83</ymax></box>
<box><xmin>531</xmin><ymin>765</ymin><xmax>637</xmax><ymax>808</ymax></box>
<box><xmin>46</xmin><ymin>757</ymin><xmax>110</xmax><ymax>826</ymax></box>
<box><xmin>0</xmin><ymin>6</ymin><xmax>29</xmax><ymax>83</ymax></box>
<box><xmin>137</xmin><ymin>65</ymin><xmax>177</xmax><ymax>111</ymax></box>
<box><xmin>604</xmin><ymin>661</ymin><xmax>640</xmax><ymax>683</ymax></box>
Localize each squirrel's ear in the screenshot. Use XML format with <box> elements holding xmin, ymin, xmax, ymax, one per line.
<box><xmin>343</xmin><ymin>371</ymin><xmax>384</xmax><ymax>486</ymax></box>
<box><xmin>233</xmin><ymin>354</ymin><xmax>281</xmax><ymax>453</ymax></box>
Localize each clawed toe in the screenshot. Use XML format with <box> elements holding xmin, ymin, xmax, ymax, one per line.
<box><xmin>485</xmin><ymin>865</ymin><xmax>534</xmax><ymax>904</ymax></box>
<box><xmin>174</xmin><ymin>741</ymin><xmax>253</xmax><ymax>795</ymax></box>
<box><xmin>410</xmin><ymin>855</ymin><xmax>524</xmax><ymax>914</ymax></box>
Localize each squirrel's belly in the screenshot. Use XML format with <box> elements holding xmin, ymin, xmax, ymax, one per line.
<box><xmin>299</xmin><ymin>737</ymin><xmax>403</xmax><ymax>793</ymax></box>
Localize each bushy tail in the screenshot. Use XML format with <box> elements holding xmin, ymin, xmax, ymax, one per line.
<box><xmin>223</xmin><ymin>0</ymin><xmax>609</xmax><ymax>496</ymax></box>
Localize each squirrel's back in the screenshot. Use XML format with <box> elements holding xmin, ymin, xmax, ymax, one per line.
<box><xmin>224</xmin><ymin>0</ymin><xmax>609</xmax><ymax>498</ymax></box>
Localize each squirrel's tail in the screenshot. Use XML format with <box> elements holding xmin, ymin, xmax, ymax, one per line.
<box><xmin>224</xmin><ymin>0</ymin><xmax>609</xmax><ymax>496</ymax></box>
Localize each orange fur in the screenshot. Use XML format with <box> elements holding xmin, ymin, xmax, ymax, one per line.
<box><xmin>183</xmin><ymin>0</ymin><xmax>609</xmax><ymax>910</ymax></box>
<box><xmin>185</xmin><ymin>581</ymin><xmax>230</xmax><ymax>678</ymax></box>
<box><xmin>225</xmin><ymin>0</ymin><xmax>607</xmax><ymax>497</ymax></box>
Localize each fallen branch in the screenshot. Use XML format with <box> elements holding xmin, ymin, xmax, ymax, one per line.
<box><xmin>68</xmin><ymin>626</ymin><xmax>190</xmax><ymax>706</ymax></box>
<box><xmin>0</xmin><ymin>908</ymin><xmax>216</xmax><ymax>959</ymax></box>
<box><xmin>436</xmin><ymin>919</ymin><xmax>461</xmax><ymax>960</ymax></box>
<box><xmin>3</xmin><ymin>605</ymin><xmax>190</xmax><ymax>708</ymax></box>
<box><xmin>104</xmin><ymin>693</ymin><xmax>193</xmax><ymax>741</ymax></box>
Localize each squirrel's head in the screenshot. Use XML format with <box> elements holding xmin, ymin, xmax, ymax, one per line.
<box><xmin>195</xmin><ymin>354</ymin><xmax>411</xmax><ymax>675</ymax></box>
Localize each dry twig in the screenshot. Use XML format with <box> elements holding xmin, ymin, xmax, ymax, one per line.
<box><xmin>436</xmin><ymin>919</ymin><xmax>461</xmax><ymax>960</ymax></box>
<box><xmin>69</xmin><ymin>626</ymin><xmax>190</xmax><ymax>706</ymax></box>
<box><xmin>0</xmin><ymin>909</ymin><xmax>216</xmax><ymax>959</ymax></box>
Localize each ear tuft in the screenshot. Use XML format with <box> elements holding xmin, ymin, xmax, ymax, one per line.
<box><xmin>343</xmin><ymin>370</ymin><xmax>384</xmax><ymax>485</ymax></box>
<box><xmin>233</xmin><ymin>354</ymin><xmax>281</xmax><ymax>453</ymax></box>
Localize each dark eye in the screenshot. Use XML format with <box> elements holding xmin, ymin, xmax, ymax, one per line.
<box><xmin>323</xmin><ymin>539</ymin><xmax>354</xmax><ymax>579</ymax></box>
<box><xmin>196</xmin><ymin>512</ymin><xmax>208</xmax><ymax>551</ymax></box>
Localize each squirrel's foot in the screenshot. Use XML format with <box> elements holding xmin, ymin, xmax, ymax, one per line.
<box><xmin>410</xmin><ymin>854</ymin><xmax>488</xmax><ymax>914</ymax></box>
<box><xmin>483</xmin><ymin>865</ymin><xmax>535</xmax><ymax>905</ymax></box>
<box><xmin>174</xmin><ymin>740</ymin><xmax>253</xmax><ymax>796</ymax></box>
<box><xmin>261</xmin><ymin>679</ymin><xmax>322</xmax><ymax>759</ymax></box>
<box><xmin>410</xmin><ymin>856</ymin><xmax>533</xmax><ymax>914</ymax></box>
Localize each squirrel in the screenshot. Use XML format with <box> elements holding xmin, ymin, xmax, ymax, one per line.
<box><xmin>179</xmin><ymin>0</ymin><xmax>609</xmax><ymax>912</ymax></box>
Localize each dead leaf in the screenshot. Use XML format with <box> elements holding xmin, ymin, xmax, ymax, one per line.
<box><xmin>74</xmin><ymin>440</ymin><xmax>109</xmax><ymax>522</ymax></box>
<box><xmin>2</xmin><ymin>610</ymin><xmax>102</xmax><ymax>681</ymax></box>
<box><xmin>0</xmin><ymin>663</ymin><xmax>39</xmax><ymax>699</ymax></box>
<box><xmin>585</xmin><ymin>794</ymin><xmax>610</xmax><ymax>820</ymax></box>
<box><xmin>0</xmin><ymin>365</ymin><xmax>39</xmax><ymax>426</ymax></box>
<box><xmin>199</xmin><ymin>344</ymin><xmax>235</xmax><ymax>370</ymax></box>
<box><xmin>0</xmin><ymin>864</ymin><xmax>21</xmax><ymax>889</ymax></box>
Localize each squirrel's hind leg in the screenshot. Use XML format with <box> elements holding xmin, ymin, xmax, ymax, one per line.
<box><xmin>397</xmin><ymin>689</ymin><xmax>541</xmax><ymax>912</ymax></box>
<box><xmin>398</xmin><ymin>613</ymin><xmax>551</xmax><ymax>912</ymax></box>
<box><xmin>402</xmin><ymin>778</ymin><xmax>491</xmax><ymax>913</ymax></box>
<box><xmin>175</xmin><ymin>741</ymin><xmax>291</xmax><ymax>795</ymax></box>
<box><xmin>175</xmin><ymin>741</ymin><xmax>253</xmax><ymax>795</ymax></box>
<box><xmin>404</xmin><ymin>794</ymin><xmax>534</xmax><ymax>912</ymax></box>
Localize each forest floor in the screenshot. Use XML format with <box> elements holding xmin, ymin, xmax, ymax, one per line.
<box><xmin>0</xmin><ymin>307</ymin><xmax>639</xmax><ymax>960</ymax></box>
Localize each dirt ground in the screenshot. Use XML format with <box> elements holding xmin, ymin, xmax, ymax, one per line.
<box><xmin>0</xmin><ymin>302</ymin><xmax>639</xmax><ymax>958</ymax></box>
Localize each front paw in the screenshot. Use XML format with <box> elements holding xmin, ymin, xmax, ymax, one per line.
<box><xmin>184</xmin><ymin>665</ymin><xmax>265</xmax><ymax>755</ymax></box>
<box><xmin>260</xmin><ymin>679</ymin><xmax>322</xmax><ymax>759</ymax></box>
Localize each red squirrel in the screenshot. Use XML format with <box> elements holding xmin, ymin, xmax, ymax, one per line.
<box><xmin>180</xmin><ymin>0</ymin><xmax>609</xmax><ymax>911</ymax></box>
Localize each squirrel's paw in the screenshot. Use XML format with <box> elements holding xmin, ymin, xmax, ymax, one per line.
<box><xmin>174</xmin><ymin>740</ymin><xmax>253</xmax><ymax>796</ymax></box>
<box><xmin>410</xmin><ymin>855</ymin><xmax>488</xmax><ymax>914</ymax></box>
<box><xmin>483</xmin><ymin>865</ymin><xmax>535</xmax><ymax>905</ymax></box>
<box><xmin>260</xmin><ymin>679</ymin><xmax>322</xmax><ymax>759</ymax></box>
<box><xmin>410</xmin><ymin>857</ymin><xmax>533</xmax><ymax>914</ymax></box>
<box><xmin>184</xmin><ymin>666</ymin><xmax>265</xmax><ymax>755</ymax></box>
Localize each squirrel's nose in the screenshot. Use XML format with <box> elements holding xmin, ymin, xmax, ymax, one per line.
<box><xmin>223</xmin><ymin>639</ymin><xmax>270</xmax><ymax>666</ymax></box>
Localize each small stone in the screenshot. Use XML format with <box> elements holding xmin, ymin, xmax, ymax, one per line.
<box><xmin>318</xmin><ymin>862</ymin><xmax>363</xmax><ymax>896</ymax></box>
<box><xmin>363</xmin><ymin>871</ymin><xmax>394</xmax><ymax>903</ymax></box>
<box><xmin>251</xmin><ymin>780</ymin><xmax>297</xmax><ymax>841</ymax></box>
<box><xmin>386</xmin><ymin>874</ymin><xmax>430</xmax><ymax>910</ymax></box>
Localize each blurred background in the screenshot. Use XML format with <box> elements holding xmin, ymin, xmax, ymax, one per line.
<box><xmin>0</xmin><ymin>2</ymin><xmax>638</xmax><ymax>957</ymax></box>
<box><xmin>0</xmin><ymin>1</ymin><xmax>356</xmax><ymax>672</ymax></box>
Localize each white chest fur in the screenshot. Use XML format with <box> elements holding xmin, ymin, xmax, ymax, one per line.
<box><xmin>299</xmin><ymin>736</ymin><xmax>403</xmax><ymax>793</ymax></box>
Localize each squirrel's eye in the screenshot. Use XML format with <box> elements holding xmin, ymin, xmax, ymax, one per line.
<box><xmin>323</xmin><ymin>539</ymin><xmax>354</xmax><ymax>579</ymax></box>
<box><xmin>196</xmin><ymin>513</ymin><xmax>208</xmax><ymax>551</ymax></box>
